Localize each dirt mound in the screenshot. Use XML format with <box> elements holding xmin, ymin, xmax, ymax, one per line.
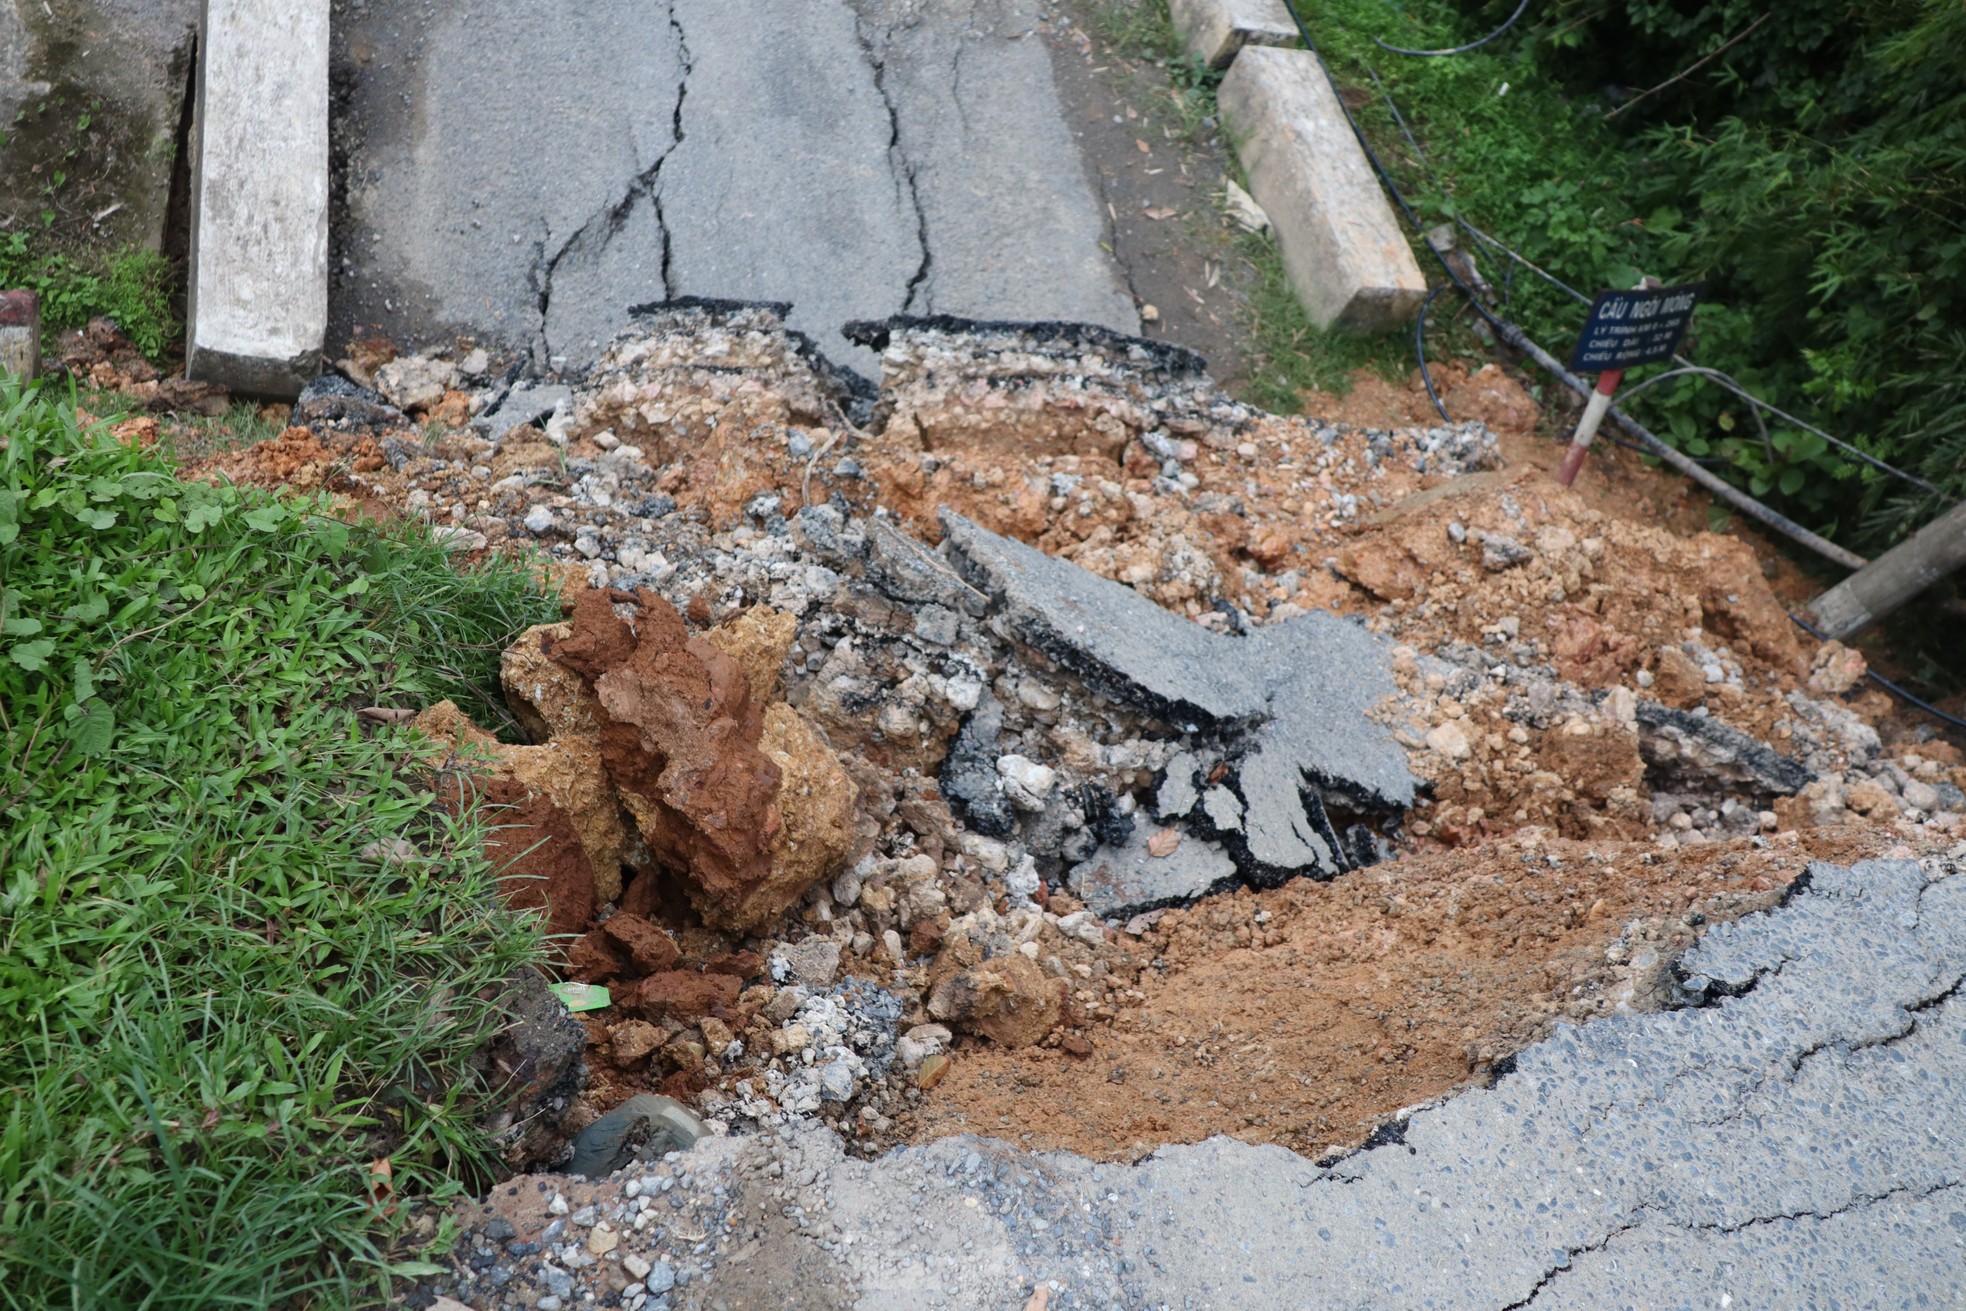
<box><xmin>899</xmin><ymin>824</ymin><xmax>1907</xmax><ymax>1160</ymax></box>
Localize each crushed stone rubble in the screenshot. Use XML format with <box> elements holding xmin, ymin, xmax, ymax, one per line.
<box><xmin>173</xmin><ymin>302</ymin><xmax>1966</xmax><ymax>1308</ymax></box>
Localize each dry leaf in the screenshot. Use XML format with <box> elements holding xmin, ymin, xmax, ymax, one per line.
<box><xmin>1143</xmin><ymin>206</ymin><xmax>1178</xmax><ymax>221</ymax></box>
<box><xmin>1136</xmin><ymin>138</ymin><xmax>1151</xmax><ymax>154</ymax></box>
<box><xmin>367</xmin><ymin>1157</ymin><xmax>396</xmax><ymax>1220</ymax></box>
<box><xmin>1147</xmin><ymin>828</ymin><xmax>1182</xmax><ymax>858</ymax></box>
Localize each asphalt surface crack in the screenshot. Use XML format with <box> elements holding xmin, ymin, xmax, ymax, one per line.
<box><xmin>530</xmin><ymin>0</ymin><xmax>691</xmax><ymax>359</ymax></box>
<box><xmin>1696</xmin><ymin>1178</ymin><xmax>1963</xmax><ymax>1235</ymax></box>
<box><xmin>1495</xmin><ymin>1219</ymin><xmax>1643</xmax><ymax>1310</ymax></box>
<box><xmin>852</xmin><ymin>9</ymin><xmax>932</xmax><ymax>313</ymax></box>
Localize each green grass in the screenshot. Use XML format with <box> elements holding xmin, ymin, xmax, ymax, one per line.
<box><xmin>0</xmin><ymin>380</ymin><xmax>557</xmax><ymax>1308</ymax></box>
<box><xmin>0</xmin><ymin>232</ymin><xmax>178</xmax><ymax>360</ymax></box>
<box><xmin>1240</xmin><ymin>235</ymin><xmax>1411</xmax><ymax>410</ymax></box>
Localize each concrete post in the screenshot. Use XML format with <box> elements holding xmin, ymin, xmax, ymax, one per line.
<box><xmin>184</xmin><ymin>0</ymin><xmax>329</xmax><ymax>399</ymax></box>
<box><xmin>1806</xmin><ymin>498</ymin><xmax>1966</xmax><ymax>640</ymax></box>
<box><xmin>0</xmin><ymin>290</ymin><xmax>38</xmax><ymax>381</ymax></box>
<box><xmin>1217</xmin><ymin>48</ymin><xmax>1427</xmax><ymax>332</ymax></box>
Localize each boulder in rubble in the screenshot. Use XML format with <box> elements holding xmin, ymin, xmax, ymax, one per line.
<box><xmin>540</xmin><ymin>589</ymin><xmax>857</xmax><ymax>933</ymax></box>
<box><xmin>926</xmin><ymin>952</ymin><xmax>1064</xmax><ymax>1049</ymax></box>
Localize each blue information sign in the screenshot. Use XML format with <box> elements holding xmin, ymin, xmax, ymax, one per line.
<box><xmin>1567</xmin><ymin>283</ymin><xmax>1703</xmax><ymax>373</ymax></box>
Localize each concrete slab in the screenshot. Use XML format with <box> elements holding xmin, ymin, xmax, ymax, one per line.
<box><xmin>185</xmin><ymin>0</ymin><xmax>327</xmax><ymax>397</ymax></box>
<box><xmin>938</xmin><ymin>508</ymin><xmax>1269</xmax><ymax>728</ymax></box>
<box><xmin>1168</xmin><ymin>0</ymin><xmax>1298</xmax><ymax>71</ymax></box>
<box><xmin>329</xmin><ymin>0</ymin><xmax>1135</xmax><ymax>378</ymax></box>
<box><xmin>1218</xmin><ymin>46</ymin><xmax>1427</xmax><ymax>331</ymax></box>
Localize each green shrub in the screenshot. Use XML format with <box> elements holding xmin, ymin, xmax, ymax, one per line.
<box><xmin>1277</xmin><ymin>0</ymin><xmax>1963</xmax><ymax>552</ymax></box>
<box><xmin>0</xmin><ymin>380</ymin><xmax>556</xmax><ymax>1308</ymax></box>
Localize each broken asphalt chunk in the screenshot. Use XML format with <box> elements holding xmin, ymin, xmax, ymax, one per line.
<box><xmin>1069</xmin><ymin>824</ymin><xmax>1240</xmax><ymax>919</ymax></box>
<box><xmin>938</xmin><ymin>511</ymin><xmax>1416</xmax><ymax>888</ymax></box>
<box><xmin>1636</xmin><ymin>700</ymin><xmax>1813</xmax><ymax>797</ymax></box>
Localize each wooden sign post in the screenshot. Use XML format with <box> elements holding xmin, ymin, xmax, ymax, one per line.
<box><xmin>0</xmin><ymin>290</ymin><xmax>38</xmax><ymax>382</ymax></box>
<box><xmin>1556</xmin><ymin>280</ymin><xmax>1702</xmax><ymax>486</ymax></box>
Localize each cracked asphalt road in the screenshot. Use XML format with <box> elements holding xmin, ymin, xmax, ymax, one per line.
<box><xmin>328</xmin><ymin>0</ymin><xmax>1137</xmax><ymax>378</ymax></box>
<box><xmin>484</xmin><ymin>857</ymin><xmax>1964</xmax><ymax>1309</ymax></box>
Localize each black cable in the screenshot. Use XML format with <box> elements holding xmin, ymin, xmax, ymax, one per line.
<box><xmin>1416</xmin><ymin>284</ymin><xmax>1450</xmax><ymax>421</ymax></box>
<box><xmin>1373</xmin><ymin>0</ymin><xmax>1534</xmax><ymax>57</ymax></box>
<box><xmin>1788</xmin><ymin>612</ymin><xmax>1966</xmax><ymax>736</ymax></box>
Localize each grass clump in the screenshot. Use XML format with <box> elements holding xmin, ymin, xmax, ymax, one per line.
<box><xmin>0</xmin><ymin>380</ymin><xmax>556</xmax><ymax>1308</ymax></box>
<box><xmin>0</xmin><ymin>232</ymin><xmax>178</xmax><ymax>360</ymax></box>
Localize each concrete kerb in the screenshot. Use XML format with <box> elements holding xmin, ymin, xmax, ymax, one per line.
<box><xmin>1217</xmin><ymin>46</ymin><xmax>1427</xmax><ymax>332</ymax></box>
<box><xmin>185</xmin><ymin>0</ymin><xmax>328</xmax><ymax>398</ymax></box>
<box><xmin>1168</xmin><ymin>0</ymin><xmax>1300</xmax><ymax>71</ymax></box>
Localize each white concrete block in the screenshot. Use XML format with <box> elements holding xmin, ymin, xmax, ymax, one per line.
<box><xmin>1170</xmin><ymin>0</ymin><xmax>1300</xmax><ymax>71</ymax></box>
<box><xmin>185</xmin><ymin>0</ymin><xmax>328</xmax><ymax>398</ymax></box>
<box><xmin>1218</xmin><ymin>47</ymin><xmax>1427</xmax><ymax>332</ymax></box>
<box><xmin>1</xmin><ymin>290</ymin><xmax>38</xmax><ymax>381</ymax></box>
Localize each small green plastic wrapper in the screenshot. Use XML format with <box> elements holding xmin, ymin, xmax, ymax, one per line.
<box><xmin>549</xmin><ymin>982</ymin><xmax>611</xmax><ymax>1013</ymax></box>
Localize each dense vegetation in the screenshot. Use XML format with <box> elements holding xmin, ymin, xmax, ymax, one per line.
<box><xmin>0</xmin><ymin>382</ymin><xmax>554</xmax><ymax>1308</ymax></box>
<box><xmin>1105</xmin><ymin>0</ymin><xmax>1960</xmax><ymax>553</ymax></box>
<box><xmin>1281</xmin><ymin>0</ymin><xmax>1965</xmax><ymax>551</ymax></box>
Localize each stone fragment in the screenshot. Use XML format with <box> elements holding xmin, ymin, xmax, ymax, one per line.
<box><xmin>474</xmin><ymin>382</ymin><xmax>573</xmax><ymax>443</ymax></box>
<box><xmin>567</xmin><ymin>930</ymin><xmax>628</xmax><ymax>982</ymax></box>
<box><xmin>414</xmin><ymin>701</ymin><xmax>598</xmax><ymax>939</ymax></box>
<box><xmin>703</xmin><ymin>605</ymin><xmax>800</xmax><ymax>703</ymax></box>
<box><xmin>1808</xmin><ymin>640</ymin><xmax>1868</xmax><ymax>696</ymax></box>
<box><xmin>608</xmin><ymin>1020</ymin><xmax>664</xmax><ymax>1064</ymax></box>
<box><xmin>501</xmin><ymin>622</ymin><xmax>599</xmax><ymax>741</ymax></box>
<box><xmin>769</xmin><ymin>938</ymin><xmax>844</xmax><ymax>990</ymax></box>
<box><xmin>1425</xmin><ymin>720</ymin><xmax>1472</xmax><ymax>760</ymax></box>
<box><xmin>186</xmin><ymin>0</ymin><xmax>328</xmax><ymax>397</ymax></box>
<box><xmin>373</xmin><ymin>354</ymin><xmax>459</xmax><ymax>411</ymax></box>
<box><xmin>633</xmin><ymin>971</ymin><xmax>743</xmax><ymax>1021</ymax></box>
<box><xmin>1169</xmin><ymin>0</ymin><xmax>1299</xmax><ymax>70</ymax></box>
<box><xmin>292</xmin><ymin>374</ymin><xmax>406</xmax><ymax>430</ymax></box>
<box><xmin>1902</xmin><ymin>779</ymin><xmax>1941</xmax><ymax>813</ymax></box>
<box><xmin>941</xmin><ymin>692</ymin><xmax>1016</xmax><ymax>838</ymax></box>
<box><xmin>564</xmin><ymin>1093</ymin><xmax>707</xmax><ymax>1178</ymax></box>
<box><xmin>543</xmin><ymin>589</ymin><xmax>854</xmax><ymax>932</ymax></box>
<box><xmin>1069</xmin><ymin>825</ymin><xmax>1239</xmax><ymax>919</ymax></box>
<box><xmin>996</xmin><ymin>754</ymin><xmax>1057</xmax><ymax>810</ymax></box>
<box><xmin>916</xmin><ymin>1052</ymin><xmax>952</xmax><ymax>1089</ymax></box>
<box><xmin>927</xmin><ymin>952</ymin><xmax>1064</xmax><ymax>1048</ymax></box>
<box><xmin>749</xmin><ymin>702</ymin><xmax>860</xmax><ymax>931</ymax></box>
<box><xmin>1217</xmin><ymin>48</ymin><xmax>1426</xmax><ymax>331</ymax></box>
<box><xmin>600</xmin><ymin>913</ymin><xmax>682</xmax><ymax>974</ymax></box>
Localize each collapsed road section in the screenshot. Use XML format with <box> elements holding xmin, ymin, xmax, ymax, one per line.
<box><xmin>170</xmin><ymin>302</ymin><xmax>1966</xmax><ymax>1305</ymax></box>
<box><xmin>425</xmin><ymin>857</ymin><xmax>1965</xmax><ymax>1310</ymax></box>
